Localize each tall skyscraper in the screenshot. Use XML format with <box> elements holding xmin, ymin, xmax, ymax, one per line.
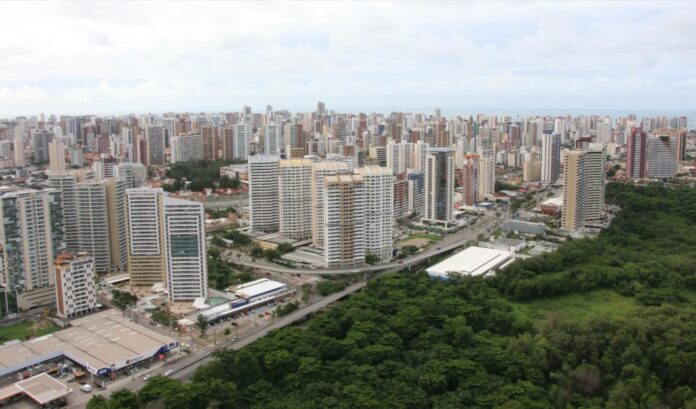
<box><xmin>76</xmin><ymin>181</ymin><xmax>111</xmax><ymax>273</ymax></box>
<box><xmin>279</xmin><ymin>159</ymin><xmax>313</xmax><ymax>240</ymax></box>
<box><xmin>126</xmin><ymin>188</ymin><xmax>164</xmax><ymax>287</ymax></box>
<box><xmin>647</xmin><ymin>136</ymin><xmax>677</xmax><ymax>179</ymax></box>
<box><xmin>626</xmin><ymin>127</ymin><xmax>647</xmax><ymax>179</ymax></box>
<box><xmin>106</xmin><ymin>178</ymin><xmax>129</xmax><ymax>272</ymax></box>
<box><xmin>48</xmin><ymin>140</ymin><xmax>66</xmax><ymax>172</ymax></box>
<box><xmin>161</xmin><ymin>196</ymin><xmax>208</xmax><ymax>302</ymax></box>
<box><xmin>248</xmin><ymin>155</ymin><xmax>280</xmax><ymax>233</ymax></box>
<box><xmin>114</xmin><ymin>162</ymin><xmax>147</xmax><ymax>189</ymax></box>
<box><xmin>407</xmin><ymin>170</ymin><xmax>425</xmax><ymax>217</ymax></box>
<box><xmin>562</xmin><ymin>146</ymin><xmax>606</xmax><ymax>231</ymax></box>
<box><xmin>312</xmin><ymin>160</ymin><xmax>351</xmax><ymax>248</ymax></box>
<box><xmin>356</xmin><ymin>166</ymin><xmax>394</xmax><ymax>262</ymax></box>
<box><xmin>171</xmin><ymin>134</ymin><xmax>203</xmax><ymax>163</ymax></box>
<box><xmin>145</xmin><ymin>126</ymin><xmax>165</xmax><ymax>166</ymax></box>
<box><xmin>221</xmin><ymin>126</ymin><xmax>235</xmax><ymax>160</ymax></box>
<box><xmin>234</xmin><ymin>123</ymin><xmax>251</xmax><ymax>160</ymax></box>
<box><xmin>0</xmin><ymin>188</ymin><xmax>65</xmax><ymax>307</ymax></box>
<box><xmin>48</xmin><ymin>172</ymin><xmax>80</xmax><ymax>252</ymax></box>
<box><xmin>264</xmin><ymin>123</ymin><xmax>282</xmax><ymax>156</ymax></box>
<box><xmin>461</xmin><ymin>154</ymin><xmax>480</xmax><ymax>206</ymax></box>
<box><xmin>478</xmin><ymin>149</ymin><xmax>495</xmax><ymax>201</ymax></box>
<box><xmin>541</xmin><ymin>133</ymin><xmax>561</xmax><ymax>183</ymax></box>
<box><xmin>323</xmin><ymin>174</ymin><xmax>365</xmax><ymax>268</ymax></box>
<box><xmin>201</xmin><ymin>126</ymin><xmax>220</xmax><ymax>161</ymax></box>
<box><xmin>13</xmin><ymin>132</ymin><xmax>26</xmax><ymax>167</ymax></box>
<box><xmin>32</xmin><ymin>130</ymin><xmax>54</xmax><ymax>163</ymax></box>
<box><xmin>423</xmin><ymin>147</ymin><xmax>455</xmax><ymax>226</ymax></box>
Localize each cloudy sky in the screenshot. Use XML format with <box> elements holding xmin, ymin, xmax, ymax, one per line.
<box><xmin>1</xmin><ymin>1</ymin><xmax>695</xmax><ymax>116</ymax></box>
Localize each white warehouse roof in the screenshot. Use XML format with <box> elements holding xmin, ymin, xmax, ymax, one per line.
<box><xmin>234</xmin><ymin>279</ymin><xmax>287</xmax><ymax>299</ymax></box>
<box><xmin>426</xmin><ymin>246</ymin><xmax>513</xmax><ymax>279</ymax></box>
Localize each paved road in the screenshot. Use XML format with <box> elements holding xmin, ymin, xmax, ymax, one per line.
<box><xmin>68</xmin><ymin>280</ymin><xmax>367</xmax><ymax>408</ymax></box>
<box><xmin>226</xmin><ymin>213</ymin><xmax>500</xmax><ymax>275</ymax></box>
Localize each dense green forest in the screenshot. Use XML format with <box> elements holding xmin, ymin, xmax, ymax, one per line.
<box><xmin>90</xmin><ymin>183</ymin><xmax>696</xmax><ymax>409</ymax></box>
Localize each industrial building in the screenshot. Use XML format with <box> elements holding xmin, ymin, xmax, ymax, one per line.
<box><xmin>426</xmin><ymin>246</ymin><xmax>513</xmax><ymax>279</ymax></box>
<box><xmin>0</xmin><ymin>309</ymin><xmax>177</xmax><ymax>379</ymax></box>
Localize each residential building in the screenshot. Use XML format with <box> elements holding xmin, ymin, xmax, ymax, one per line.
<box><xmin>48</xmin><ymin>140</ymin><xmax>66</xmax><ymax>173</ymax></box>
<box><xmin>76</xmin><ymin>181</ymin><xmax>111</xmax><ymax>273</ymax></box>
<box><xmin>523</xmin><ymin>160</ymin><xmax>541</xmax><ymax>182</ymax></box>
<box><xmin>234</xmin><ymin>123</ymin><xmax>251</xmax><ymax>160</ymax></box>
<box><xmin>279</xmin><ymin>159</ymin><xmax>313</xmax><ymax>240</ymax></box>
<box><xmin>478</xmin><ymin>149</ymin><xmax>495</xmax><ymax>201</ymax></box>
<box><xmin>113</xmin><ymin>162</ymin><xmax>147</xmax><ymax>188</ymax></box>
<box><xmin>161</xmin><ymin>196</ymin><xmax>208</xmax><ymax>302</ymax></box>
<box><xmin>323</xmin><ymin>174</ymin><xmax>365</xmax><ymax>268</ymax></box>
<box><xmin>541</xmin><ymin>133</ymin><xmax>561</xmax><ymax>183</ymax></box>
<box><xmin>171</xmin><ymin>134</ymin><xmax>203</xmax><ymax>163</ymax></box>
<box><xmin>357</xmin><ymin>166</ymin><xmax>394</xmax><ymax>261</ymax></box>
<box><xmin>647</xmin><ymin>136</ymin><xmax>677</xmax><ymax>179</ymax></box>
<box><xmin>626</xmin><ymin>127</ymin><xmax>647</xmax><ymax>179</ymax></box>
<box><xmin>461</xmin><ymin>154</ymin><xmax>480</xmax><ymax>206</ymax></box>
<box><xmin>407</xmin><ymin>170</ymin><xmax>425</xmax><ymax>216</ymax></box>
<box><xmin>423</xmin><ymin>147</ymin><xmax>455</xmax><ymax>227</ymax></box>
<box><xmin>248</xmin><ymin>155</ymin><xmax>280</xmax><ymax>233</ymax></box>
<box><xmin>32</xmin><ymin>130</ymin><xmax>54</xmax><ymax>163</ymax></box>
<box><xmin>264</xmin><ymin>123</ymin><xmax>282</xmax><ymax>156</ymax></box>
<box><xmin>145</xmin><ymin>126</ymin><xmax>165</xmax><ymax>166</ymax></box>
<box><xmin>201</xmin><ymin>126</ymin><xmax>220</xmax><ymax>161</ymax></box>
<box><xmin>393</xmin><ymin>179</ymin><xmax>409</xmax><ymax>220</ymax></box>
<box><xmin>221</xmin><ymin>126</ymin><xmax>234</xmax><ymax>160</ymax></box>
<box><xmin>311</xmin><ymin>160</ymin><xmax>350</xmax><ymax>248</ymax></box>
<box><xmin>562</xmin><ymin>146</ymin><xmax>606</xmax><ymax>231</ymax></box>
<box><xmin>126</xmin><ymin>188</ymin><xmax>164</xmax><ymax>287</ymax></box>
<box><xmin>54</xmin><ymin>252</ymin><xmax>96</xmax><ymax>318</ymax></box>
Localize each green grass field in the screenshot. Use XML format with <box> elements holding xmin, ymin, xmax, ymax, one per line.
<box><xmin>509</xmin><ymin>289</ymin><xmax>641</xmax><ymax>328</ymax></box>
<box><xmin>0</xmin><ymin>320</ymin><xmax>60</xmax><ymax>341</ymax></box>
<box><xmin>406</xmin><ymin>233</ymin><xmax>442</xmax><ymax>241</ymax></box>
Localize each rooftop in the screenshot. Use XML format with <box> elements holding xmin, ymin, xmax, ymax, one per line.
<box><xmin>426</xmin><ymin>246</ymin><xmax>512</xmax><ymax>278</ymax></box>
<box><xmin>0</xmin><ymin>373</ymin><xmax>69</xmax><ymax>405</ymax></box>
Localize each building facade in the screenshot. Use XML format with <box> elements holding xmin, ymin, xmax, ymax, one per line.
<box><xmin>54</xmin><ymin>252</ymin><xmax>96</xmax><ymax>318</ymax></box>
<box><xmin>279</xmin><ymin>159</ymin><xmax>313</xmax><ymax>240</ymax></box>
<box><xmin>323</xmin><ymin>174</ymin><xmax>365</xmax><ymax>268</ymax></box>
<box><xmin>248</xmin><ymin>155</ymin><xmax>281</xmax><ymax>233</ymax></box>
<box><xmin>423</xmin><ymin>148</ymin><xmax>455</xmax><ymax>226</ymax></box>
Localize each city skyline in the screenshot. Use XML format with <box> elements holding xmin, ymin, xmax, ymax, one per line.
<box><xmin>1</xmin><ymin>1</ymin><xmax>696</xmax><ymax>116</ymax></box>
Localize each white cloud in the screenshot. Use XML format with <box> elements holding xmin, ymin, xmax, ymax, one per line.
<box><xmin>0</xmin><ymin>1</ymin><xmax>695</xmax><ymax>116</ymax></box>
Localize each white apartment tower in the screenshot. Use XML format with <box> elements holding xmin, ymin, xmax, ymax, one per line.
<box><xmin>323</xmin><ymin>174</ymin><xmax>366</xmax><ymax>268</ymax></box>
<box><xmin>248</xmin><ymin>155</ymin><xmax>281</xmax><ymax>233</ymax></box>
<box><xmin>48</xmin><ymin>140</ymin><xmax>66</xmax><ymax>173</ymax></box>
<box><xmin>562</xmin><ymin>146</ymin><xmax>606</xmax><ymax>231</ymax></box>
<box><xmin>54</xmin><ymin>252</ymin><xmax>96</xmax><ymax>318</ymax></box>
<box><xmin>76</xmin><ymin>181</ymin><xmax>111</xmax><ymax>273</ymax></box>
<box><xmin>279</xmin><ymin>159</ymin><xmax>313</xmax><ymax>240</ymax></box>
<box><xmin>264</xmin><ymin>123</ymin><xmax>282</xmax><ymax>156</ymax></box>
<box><xmin>234</xmin><ymin>123</ymin><xmax>251</xmax><ymax>160</ymax></box>
<box><xmin>311</xmin><ymin>160</ymin><xmax>351</xmax><ymax>248</ymax></box>
<box><xmin>126</xmin><ymin>188</ymin><xmax>163</xmax><ymax>287</ymax></box>
<box><xmin>356</xmin><ymin>166</ymin><xmax>394</xmax><ymax>262</ymax></box>
<box><xmin>171</xmin><ymin>134</ymin><xmax>203</xmax><ymax>163</ymax></box>
<box><xmin>647</xmin><ymin>136</ymin><xmax>677</xmax><ymax>179</ymax></box>
<box><xmin>162</xmin><ymin>196</ymin><xmax>208</xmax><ymax>302</ymax></box>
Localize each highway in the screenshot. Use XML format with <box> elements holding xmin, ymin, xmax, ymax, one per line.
<box><xmin>225</xmin><ymin>213</ymin><xmax>500</xmax><ymax>275</ymax></box>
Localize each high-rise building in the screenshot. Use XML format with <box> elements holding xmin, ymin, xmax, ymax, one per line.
<box><xmin>32</xmin><ymin>130</ymin><xmax>54</xmax><ymax>163</ymax></box>
<box><xmin>126</xmin><ymin>188</ymin><xmax>164</xmax><ymax>287</ymax></box>
<box><xmin>323</xmin><ymin>174</ymin><xmax>365</xmax><ymax>268</ymax></box>
<box><xmin>106</xmin><ymin>178</ymin><xmax>128</xmax><ymax>272</ymax></box>
<box><xmin>647</xmin><ymin>136</ymin><xmax>677</xmax><ymax>179</ymax></box>
<box><xmin>0</xmin><ymin>188</ymin><xmax>65</xmax><ymax>307</ymax></box>
<box><xmin>248</xmin><ymin>155</ymin><xmax>280</xmax><ymax>233</ymax></box>
<box><xmin>171</xmin><ymin>134</ymin><xmax>203</xmax><ymax>163</ymax></box>
<box><xmin>541</xmin><ymin>133</ymin><xmax>561</xmax><ymax>183</ymax></box>
<box><xmin>626</xmin><ymin>127</ymin><xmax>647</xmax><ymax>179</ymax></box>
<box><xmin>145</xmin><ymin>126</ymin><xmax>165</xmax><ymax>166</ymax></box>
<box><xmin>461</xmin><ymin>154</ymin><xmax>480</xmax><ymax>206</ymax></box>
<box><xmin>114</xmin><ymin>162</ymin><xmax>147</xmax><ymax>189</ymax></box>
<box><xmin>423</xmin><ymin>147</ymin><xmax>455</xmax><ymax>226</ymax></box>
<box><xmin>264</xmin><ymin>123</ymin><xmax>282</xmax><ymax>156</ymax></box>
<box><xmin>221</xmin><ymin>126</ymin><xmax>235</xmax><ymax>160</ymax></box>
<box><xmin>201</xmin><ymin>126</ymin><xmax>220</xmax><ymax>161</ymax></box>
<box><xmin>523</xmin><ymin>159</ymin><xmax>541</xmax><ymax>182</ymax></box>
<box><xmin>48</xmin><ymin>172</ymin><xmax>80</xmax><ymax>252</ymax></box>
<box><xmin>48</xmin><ymin>140</ymin><xmax>66</xmax><ymax>173</ymax></box>
<box><xmin>279</xmin><ymin>159</ymin><xmax>313</xmax><ymax>240</ymax></box>
<box><xmin>562</xmin><ymin>146</ymin><xmax>606</xmax><ymax>231</ymax></box>
<box><xmin>393</xmin><ymin>179</ymin><xmax>409</xmax><ymax>220</ymax></box>
<box><xmin>478</xmin><ymin>149</ymin><xmax>495</xmax><ymax>201</ymax></box>
<box><xmin>234</xmin><ymin>123</ymin><xmax>251</xmax><ymax>160</ymax></box>
<box><xmin>54</xmin><ymin>252</ymin><xmax>96</xmax><ymax>318</ymax></box>
<box><xmin>407</xmin><ymin>170</ymin><xmax>425</xmax><ymax>217</ymax></box>
<box><xmin>674</xmin><ymin>130</ymin><xmax>687</xmax><ymax>162</ymax></box>
<box><xmin>356</xmin><ymin>166</ymin><xmax>394</xmax><ymax>261</ymax></box>
<box><xmin>76</xmin><ymin>181</ymin><xmax>111</xmax><ymax>273</ymax></box>
<box><xmin>311</xmin><ymin>160</ymin><xmax>350</xmax><ymax>248</ymax></box>
<box><xmin>161</xmin><ymin>196</ymin><xmax>208</xmax><ymax>302</ymax></box>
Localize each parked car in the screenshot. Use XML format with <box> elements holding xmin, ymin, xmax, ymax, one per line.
<box><xmin>143</xmin><ymin>374</ymin><xmax>152</xmax><ymax>381</ymax></box>
<box><xmin>80</xmin><ymin>384</ymin><xmax>92</xmax><ymax>393</ymax></box>
<box><xmin>164</xmin><ymin>370</ymin><xmax>174</xmax><ymax>377</ymax></box>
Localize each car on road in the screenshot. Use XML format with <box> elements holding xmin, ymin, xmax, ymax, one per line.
<box><xmin>143</xmin><ymin>374</ymin><xmax>152</xmax><ymax>381</ymax></box>
<box><xmin>80</xmin><ymin>384</ymin><xmax>92</xmax><ymax>393</ymax></box>
<box><xmin>164</xmin><ymin>370</ymin><xmax>174</xmax><ymax>377</ymax></box>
